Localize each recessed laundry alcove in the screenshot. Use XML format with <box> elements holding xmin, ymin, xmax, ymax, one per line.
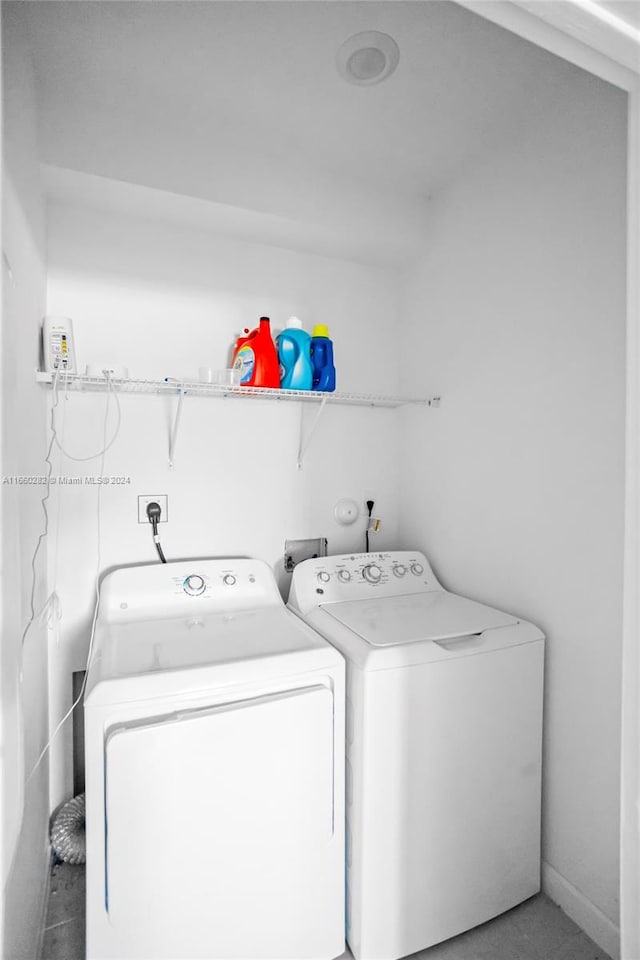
<box><xmin>2</xmin><ymin>2</ymin><xmax>634</xmax><ymax>959</ymax></box>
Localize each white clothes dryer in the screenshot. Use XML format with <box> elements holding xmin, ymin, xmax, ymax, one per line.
<box><xmin>288</xmin><ymin>550</ymin><xmax>544</xmax><ymax>960</ymax></box>
<box><xmin>84</xmin><ymin>558</ymin><xmax>345</xmax><ymax>960</ymax></box>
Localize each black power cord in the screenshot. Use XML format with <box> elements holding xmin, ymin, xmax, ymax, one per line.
<box><xmin>365</xmin><ymin>499</ymin><xmax>375</xmax><ymax>553</ymax></box>
<box><xmin>146</xmin><ymin>501</ymin><xmax>167</xmax><ymax>563</ymax></box>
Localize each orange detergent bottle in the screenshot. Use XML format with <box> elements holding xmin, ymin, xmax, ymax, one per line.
<box><xmin>232</xmin><ymin>316</ymin><xmax>280</xmax><ymax>388</ymax></box>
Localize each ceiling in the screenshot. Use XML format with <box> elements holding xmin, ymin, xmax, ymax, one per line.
<box><xmin>18</xmin><ymin>1</ymin><xmax>619</xmax><ymax>262</ymax></box>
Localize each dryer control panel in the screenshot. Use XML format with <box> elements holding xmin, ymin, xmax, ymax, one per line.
<box><xmin>100</xmin><ymin>558</ymin><xmax>283</xmax><ymax>622</ymax></box>
<box><xmin>288</xmin><ymin>550</ymin><xmax>442</xmax><ymax>615</ymax></box>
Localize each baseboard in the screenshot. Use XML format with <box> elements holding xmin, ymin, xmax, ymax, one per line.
<box><xmin>542</xmin><ymin>860</ymin><xmax>620</xmax><ymax>960</ymax></box>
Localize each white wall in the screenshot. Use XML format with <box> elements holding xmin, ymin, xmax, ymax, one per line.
<box><xmin>45</xmin><ymin>196</ymin><xmax>404</xmax><ymax>804</ymax></box>
<box><xmin>1</xmin><ymin>6</ymin><xmax>51</xmax><ymax>958</ymax></box>
<box><xmin>398</xmin><ymin>69</ymin><xmax>627</xmax><ymax>955</ymax></box>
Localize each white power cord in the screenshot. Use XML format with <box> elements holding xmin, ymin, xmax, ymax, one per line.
<box><xmin>25</xmin><ymin>370</ymin><xmax>117</xmax><ymax>784</ymax></box>
<box><xmin>53</xmin><ymin>369</ymin><xmax>121</xmax><ymax>461</ymax></box>
<box><xmin>49</xmin><ymin>372</ymin><xmax>69</xmax><ymax>638</ymax></box>
<box><xmin>12</xmin><ymin>364</ymin><xmax>64</xmax><ymax>827</ymax></box>
<box><xmin>18</xmin><ymin>374</ymin><xmax>61</xmax><ymax>652</ymax></box>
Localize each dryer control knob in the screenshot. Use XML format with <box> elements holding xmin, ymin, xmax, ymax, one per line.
<box><xmin>223</xmin><ymin>574</ymin><xmax>236</xmax><ymax>586</ymax></box>
<box><xmin>363</xmin><ymin>564</ymin><xmax>382</xmax><ymax>583</ymax></box>
<box><xmin>410</xmin><ymin>562</ymin><xmax>424</xmax><ymax>576</ymax></box>
<box><xmin>317</xmin><ymin>571</ymin><xmax>331</xmax><ymax>584</ymax></box>
<box><xmin>393</xmin><ymin>564</ymin><xmax>407</xmax><ymax>577</ymax></box>
<box><xmin>338</xmin><ymin>569</ymin><xmax>351</xmax><ymax>582</ymax></box>
<box><xmin>184</xmin><ymin>574</ymin><xmax>206</xmax><ymax>596</ymax></box>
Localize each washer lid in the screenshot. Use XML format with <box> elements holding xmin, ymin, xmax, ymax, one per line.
<box><xmin>321</xmin><ymin>592</ymin><xmax>518</xmax><ymax>646</ymax></box>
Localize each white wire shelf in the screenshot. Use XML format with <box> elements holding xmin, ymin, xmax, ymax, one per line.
<box><xmin>35</xmin><ymin>372</ymin><xmax>440</xmax><ymax>409</ymax></box>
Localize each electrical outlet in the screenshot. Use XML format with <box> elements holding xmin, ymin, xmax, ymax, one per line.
<box><xmin>138</xmin><ymin>495</ymin><xmax>168</xmax><ymax>523</ymax></box>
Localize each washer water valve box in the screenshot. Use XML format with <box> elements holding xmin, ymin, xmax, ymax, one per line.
<box><xmin>284</xmin><ymin>538</ymin><xmax>328</xmax><ymax>573</ymax></box>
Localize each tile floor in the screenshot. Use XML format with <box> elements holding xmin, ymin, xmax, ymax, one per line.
<box><xmin>41</xmin><ymin>863</ymin><xmax>85</xmax><ymax>960</ymax></box>
<box><xmin>41</xmin><ymin>862</ymin><xmax>612</xmax><ymax>960</ymax></box>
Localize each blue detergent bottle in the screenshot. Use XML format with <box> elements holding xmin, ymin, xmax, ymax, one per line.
<box><xmin>310</xmin><ymin>324</ymin><xmax>336</xmax><ymax>392</ymax></box>
<box><xmin>276</xmin><ymin>317</ymin><xmax>313</xmax><ymax>390</ymax></box>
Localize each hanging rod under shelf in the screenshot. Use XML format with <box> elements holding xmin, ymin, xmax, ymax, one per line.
<box><xmin>35</xmin><ymin>372</ymin><xmax>440</xmax><ymax>409</ymax></box>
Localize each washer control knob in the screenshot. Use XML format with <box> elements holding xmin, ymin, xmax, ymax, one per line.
<box><xmin>317</xmin><ymin>571</ymin><xmax>331</xmax><ymax>584</ymax></box>
<box><xmin>338</xmin><ymin>569</ymin><xmax>351</xmax><ymax>583</ymax></box>
<box><xmin>410</xmin><ymin>562</ymin><xmax>424</xmax><ymax>576</ymax></box>
<box><xmin>393</xmin><ymin>564</ymin><xmax>407</xmax><ymax>578</ymax></box>
<box><xmin>184</xmin><ymin>574</ymin><xmax>206</xmax><ymax>596</ymax></box>
<box><xmin>363</xmin><ymin>564</ymin><xmax>382</xmax><ymax>583</ymax></box>
<box><xmin>223</xmin><ymin>574</ymin><xmax>236</xmax><ymax>586</ymax></box>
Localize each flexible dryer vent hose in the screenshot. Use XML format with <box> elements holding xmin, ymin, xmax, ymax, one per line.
<box><xmin>50</xmin><ymin>793</ymin><xmax>86</xmax><ymax>864</ymax></box>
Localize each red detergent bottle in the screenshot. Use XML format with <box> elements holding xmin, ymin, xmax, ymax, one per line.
<box><xmin>232</xmin><ymin>317</ymin><xmax>280</xmax><ymax>388</ymax></box>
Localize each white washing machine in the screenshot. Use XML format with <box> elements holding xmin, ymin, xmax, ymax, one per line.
<box><xmin>288</xmin><ymin>550</ymin><xmax>544</xmax><ymax>960</ymax></box>
<box><xmin>84</xmin><ymin>558</ymin><xmax>345</xmax><ymax>960</ymax></box>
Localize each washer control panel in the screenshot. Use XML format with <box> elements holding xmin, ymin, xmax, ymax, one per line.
<box><xmin>288</xmin><ymin>550</ymin><xmax>442</xmax><ymax>615</ymax></box>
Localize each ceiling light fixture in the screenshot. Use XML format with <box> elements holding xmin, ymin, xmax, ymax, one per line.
<box><xmin>337</xmin><ymin>31</ymin><xmax>400</xmax><ymax>86</ymax></box>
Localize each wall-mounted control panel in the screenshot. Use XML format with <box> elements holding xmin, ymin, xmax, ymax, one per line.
<box><xmin>42</xmin><ymin>316</ymin><xmax>76</xmax><ymax>374</ymax></box>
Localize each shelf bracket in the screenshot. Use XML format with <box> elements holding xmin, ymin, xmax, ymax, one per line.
<box><xmin>169</xmin><ymin>388</ymin><xmax>186</xmax><ymax>468</ymax></box>
<box><xmin>297</xmin><ymin>397</ymin><xmax>328</xmax><ymax>470</ymax></box>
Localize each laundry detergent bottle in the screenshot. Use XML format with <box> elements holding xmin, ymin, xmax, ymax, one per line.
<box><xmin>276</xmin><ymin>317</ymin><xmax>313</xmax><ymax>390</ymax></box>
<box><xmin>310</xmin><ymin>324</ymin><xmax>336</xmax><ymax>392</ymax></box>
<box><xmin>232</xmin><ymin>316</ymin><xmax>280</xmax><ymax>388</ymax></box>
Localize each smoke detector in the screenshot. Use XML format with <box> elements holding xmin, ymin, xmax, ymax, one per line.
<box><xmin>337</xmin><ymin>31</ymin><xmax>400</xmax><ymax>86</ymax></box>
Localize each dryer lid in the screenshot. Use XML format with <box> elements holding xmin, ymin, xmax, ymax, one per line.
<box><xmin>321</xmin><ymin>591</ymin><xmax>518</xmax><ymax>646</ymax></box>
<box><xmin>84</xmin><ymin>606</ymin><xmax>340</xmax><ymax>705</ymax></box>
